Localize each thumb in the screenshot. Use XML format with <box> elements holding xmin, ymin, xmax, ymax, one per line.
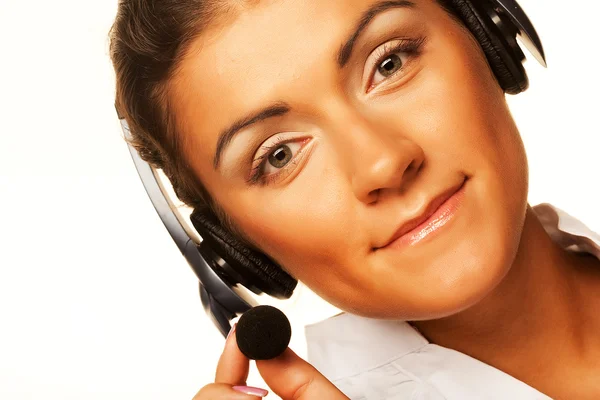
<box><xmin>255</xmin><ymin>348</ymin><xmax>349</xmax><ymax>400</ymax></box>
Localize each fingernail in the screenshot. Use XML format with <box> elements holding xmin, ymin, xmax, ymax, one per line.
<box><xmin>232</xmin><ymin>385</ymin><xmax>269</xmax><ymax>397</ymax></box>
<box><xmin>226</xmin><ymin>323</ymin><xmax>237</xmax><ymax>341</ymax></box>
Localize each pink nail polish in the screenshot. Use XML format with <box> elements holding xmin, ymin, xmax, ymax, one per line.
<box><xmin>232</xmin><ymin>385</ymin><xmax>269</xmax><ymax>397</ymax></box>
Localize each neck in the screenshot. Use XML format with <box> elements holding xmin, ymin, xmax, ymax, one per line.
<box><xmin>412</xmin><ymin>204</ymin><xmax>600</xmax><ymax>393</ymax></box>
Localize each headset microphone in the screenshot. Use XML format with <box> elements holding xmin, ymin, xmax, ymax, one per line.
<box><xmin>236</xmin><ymin>305</ymin><xmax>292</xmax><ymax>360</ymax></box>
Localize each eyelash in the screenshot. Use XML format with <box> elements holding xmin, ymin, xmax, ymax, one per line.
<box><xmin>246</xmin><ymin>136</ymin><xmax>308</xmax><ymax>185</ymax></box>
<box><xmin>368</xmin><ymin>36</ymin><xmax>426</xmax><ymax>90</ymax></box>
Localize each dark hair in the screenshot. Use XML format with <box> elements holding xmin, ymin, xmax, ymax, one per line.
<box><xmin>110</xmin><ymin>0</ymin><xmax>248</xmax><ymax>239</ymax></box>
<box><xmin>109</xmin><ymin>0</ymin><xmax>459</xmax><ymax>239</ymax></box>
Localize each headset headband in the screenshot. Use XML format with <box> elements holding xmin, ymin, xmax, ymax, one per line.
<box><xmin>121</xmin><ymin>119</ymin><xmax>256</xmax><ymax>338</ymax></box>
<box><xmin>494</xmin><ymin>0</ymin><xmax>545</xmax><ymax>66</ymax></box>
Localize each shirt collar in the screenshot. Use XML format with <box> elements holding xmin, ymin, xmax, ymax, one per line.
<box><xmin>304</xmin><ymin>311</ymin><xmax>427</xmax><ymax>380</ymax></box>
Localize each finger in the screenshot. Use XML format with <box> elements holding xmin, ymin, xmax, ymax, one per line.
<box><xmin>214</xmin><ymin>324</ymin><xmax>250</xmax><ymax>385</ymax></box>
<box><xmin>256</xmin><ymin>348</ymin><xmax>349</xmax><ymax>399</ymax></box>
<box><xmin>192</xmin><ymin>382</ymin><xmax>266</xmax><ymax>400</ymax></box>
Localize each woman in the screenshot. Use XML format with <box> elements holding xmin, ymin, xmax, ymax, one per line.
<box><xmin>109</xmin><ymin>0</ymin><xmax>600</xmax><ymax>398</ymax></box>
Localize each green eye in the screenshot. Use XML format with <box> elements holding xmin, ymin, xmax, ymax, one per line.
<box><xmin>377</xmin><ymin>54</ymin><xmax>403</xmax><ymax>77</ymax></box>
<box><xmin>268</xmin><ymin>144</ymin><xmax>293</xmax><ymax>168</ymax></box>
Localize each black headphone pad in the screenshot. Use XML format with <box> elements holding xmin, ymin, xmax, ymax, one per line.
<box><xmin>446</xmin><ymin>0</ymin><xmax>528</xmax><ymax>94</ymax></box>
<box><xmin>190</xmin><ymin>207</ymin><xmax>298</xmax><ymax>299</ymax></box>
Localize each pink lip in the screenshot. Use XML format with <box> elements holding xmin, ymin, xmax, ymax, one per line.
<box><xmin>379</xmin><ymin>178</ymin><xmax>468</xmax><ymax>250</ymax></box>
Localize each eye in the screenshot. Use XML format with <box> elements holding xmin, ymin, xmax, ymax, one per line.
<box><xmin>373</xmin><ymin>52</ymin><xmax>410</xmax><ymax>85</ymax></box>
<box><xmin>366</xmin><ymin>37</ymin><xmax>426</xmax><ymax>90</ymax></box>
<box><xmin>263</xmin><ymin>142</ymin><xmax>302</xmax><ymax>174</ymax></box>
<box><xmin>247</xmin><ymin>137</ymin><xmax>310</xmax><ymax>185</ymax></box>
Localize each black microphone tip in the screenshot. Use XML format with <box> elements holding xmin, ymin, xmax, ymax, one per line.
<box><xmin>235</xmin><ymin>305</ymin><xmax>291</xmax><ymax>360</ymax></box>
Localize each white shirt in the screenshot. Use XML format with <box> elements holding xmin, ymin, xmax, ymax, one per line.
<box><xmin>304</xmin><ymin>203</ymin><xmax>600</xmax><ymax>400</ymax></box>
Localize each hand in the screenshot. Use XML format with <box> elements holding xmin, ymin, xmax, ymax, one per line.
<box><xmin>192</xmin><ymin>324</ymin><xmax>349</xmax><ymax>399</ymax></box>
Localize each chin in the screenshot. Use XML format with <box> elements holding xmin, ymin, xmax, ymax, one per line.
<box><xmin>331</xmin><ymin>244</ymin><xmax>515</xmax><ymax>321</ymax></box>
<box><xmin>372</xmin><ymin>186</ymin><xmax>527</xmax><ymax>321</ymax></box>
<box><xmin>382</xmin><ymin>252</ymin><xmax>515</xmax><ymax>321</ymax></box>
<box><xmin>420</xmin><ymin>214</ymin><xmax>525</xmax><ymax>320</ymax></box>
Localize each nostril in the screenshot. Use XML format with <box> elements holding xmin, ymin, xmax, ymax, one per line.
<box><xmin>368</xmin><ymin>189</ymin><xmax>380</xmax><ymax>204</ymax></box>
<box><xmin>410</xmin><ymin>159</ymin><xmax>424</xmax><ymax>173</ymax></box>
<box><xmin>407</xmin><ymin>159</ymin><xmax>424</xmax><ymax>177</ymax></box>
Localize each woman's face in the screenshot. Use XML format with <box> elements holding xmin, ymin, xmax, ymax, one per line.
<box><xmin>172</xmin><ymin>0</ymin><xmax>529</xmax><ymax>319</ymax></box>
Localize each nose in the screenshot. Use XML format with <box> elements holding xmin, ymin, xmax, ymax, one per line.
<box><xmin>346</xmin><ymin>118</ymin><xmax>425</xmax><ymax>204</ymax></box>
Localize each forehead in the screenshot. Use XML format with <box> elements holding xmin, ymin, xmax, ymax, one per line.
<box><xmin>171</xmin><ymin>0</ymin><xmax>435</xmax><ymax>157</ymax></box>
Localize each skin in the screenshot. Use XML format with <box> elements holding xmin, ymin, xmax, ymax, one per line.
<box><xmin>193</xmin><ymin>325</ymin><xmax>349</xmax><ymax>399</ymax></box>
<box><xmin>171</xmin><ymin>0</ymin><xmax>600</xmax><ymax>398</ymax></box>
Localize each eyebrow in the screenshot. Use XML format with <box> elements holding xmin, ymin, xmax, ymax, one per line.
<box><xmin>213</xmin><ymin>102</ymin><xmax>291</xmax><ymax>169</ymax></box>
<box><xmin>337</xmin><ymin>0</ymin><xmax>416</xmax><ymax>68</ymax></box>
<box><xmin>213</xmin><ymin>0</ymin><xmax>415</xmax><ymax>170</ymax></box>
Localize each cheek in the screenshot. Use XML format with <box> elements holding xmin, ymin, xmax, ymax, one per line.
<box><xmin>375</xmin><ymin>29</ymin><xmax>521</xmax><ymax>177</ymax></box>
<box><xmin>227</xmin><ymin>156</ymin><xmax>364</xmax><ymax>288</ymax></box>
<box><xmin>406</xmin><ymin>32</ymin><xmax>530</xmax><ymax>214</ymax></box>
<box><xmin>405</xmin><ymin>61</ymin><xmax>530</xmax><ymax>317</ymax></box>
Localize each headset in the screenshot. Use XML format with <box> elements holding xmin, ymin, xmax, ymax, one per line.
<box><xmin>118</xmin><ymin>0</ymin><xmax>546</xmax><ymax>339</ymax></box>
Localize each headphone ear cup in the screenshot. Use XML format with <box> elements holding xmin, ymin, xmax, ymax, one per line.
<box><xmin>189</xmin><ymin>207</ymin><xmax>297</xmax><ymax>299</ymax></box>
<box><xmin>446</xmin><ymin>0</ymin><xmax>527</xmax><ymax>94</ymax></box>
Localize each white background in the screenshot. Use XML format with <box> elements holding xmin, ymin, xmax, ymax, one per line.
<box><xmin>0</xmin><ymin>1</ymin><xmax>598</xmax><ymax>399</ymax></box>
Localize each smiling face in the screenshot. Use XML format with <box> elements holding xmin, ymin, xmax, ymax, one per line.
<box><xmin>170</xmin><ymin>0</ymin><xmax>529</xmax><ymax>319</ymax></box>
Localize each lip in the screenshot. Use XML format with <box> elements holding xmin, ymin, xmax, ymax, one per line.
<box><xmin>377</xmin><ymin>177</ymin><xmax>468</xmax><ymax>250</ymax></box>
